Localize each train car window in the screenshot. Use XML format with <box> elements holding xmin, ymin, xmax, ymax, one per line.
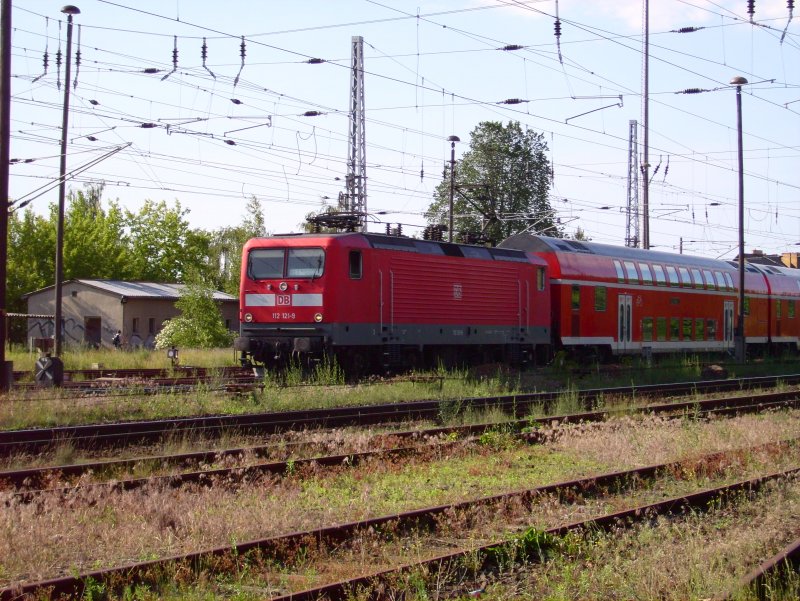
<box><xmin>682</xmin><ymin>318</ymin><xmax>693</xmax><ymax>339</ymax></box>
<box><xmin>571</xmin><ymin>285</ymin><xmax>580</xmax><ymax>310</ymax></box>
<box><xmin>744</xmin><ymin>297</ymin><xmax>750</xmax><ymax>316</ymax></box>
<box><xmin>777</xmin><ymin>300</ymin><xmax>782</xmax><ymax>319</ymax></box>
<box><xmin>537</xmin><ymin>267</ymin><xmax>546</xmax><ymax>291</ymax></box>
<box><xmin>623</xmin><ymin>261</ymin><xmax>639</xmax><ymax>283</ymax></box>
<box><xmin>724</xmin><ymin>272</ymin><xmax>735</xmax><ymax>290</ymax></box>
<box><xmin>678</xmin><ymin>267</ymin><xmax>692</xmax><ymax>288</ymax></box>
<box><xmin>706</xmin><ymin>319</ymin><xmax>717</xmax><ymax>340</ymax></box>
<box><xmin>594</xmin><ymin>286</ymin><xmax>607</xmax><ymax>311</ymax></box>
<box><xmin>666</xmin><ymin>266</ymin><xmax>680</xmax><ymax>287</ymax></box>
<box><xmin>670</xmin><ymin>317</ymin><xmax>680</xmax><ymax>340</ymax></box>
<box><xmin>656</xmin><ymin>317</ymin><xmax>667</xmax><ymax>341</ymax></box>
<box><xmin>287</xmin><ymin>248</ymin><xmax>325</xmax><ymax>278</ymax></box>
<box><xmin>349</xmin><ymin>251</ymin><xmax>362</xmax><ymax>279</ymax></box>
<box><xmin>702</xmin><ymin>270</ymin><xmax>716</xmax><ymax>290</ymax></box>
<box><xmin>714</xmin><ymin>272</ymin><xmax>726</xmax><ymax>290</ymax></box>
<box><xmin>414</xmin><ymin>241</ymin><xmax>445</xmax><ymax>255</ymax></box>
<box><xmin>639</xmin><ymin>263</ymin><xmax>653</xmax><ymax>285</ymax></box>
<box><xmin>695</xmin><ymin>318</ymin><xmax>704</xmax><ymax>340</ymax></box>
<box><xmin>789</xmin><ymin>300</ymin><xmax>796</xmax><ymax>319</ymax></box>
<box><xmin>691</xmin><ymin>269</ymin><xmax>704</xmax><ymax>289</ymax></box>
<box><xmin>642</xmin><ymin>317</ymin><xmax>653</xmax><ymax>342</ymax></box>
<box><xmin>249</xmin><ymin>249</ymin><xmax>285</xmax><ymax>279</ymax></box>
<box><xmin>491</xmin><ymin>248</ymin><xmax>528</xmax><ymax>262</ymax></box>
<box><xmin>653</xmin><ymin>264</ymin><xmax>667</xmax><ymax>286</ymax></box>
<box><xmin>613</xmin><ymin>260</ymin><xmax>625</xmax><ymax>283</ymax></box>
<box><xmin>461</xmin><ymin>247</ymin><xmax>492</xmax><ymax>260</ymax></box>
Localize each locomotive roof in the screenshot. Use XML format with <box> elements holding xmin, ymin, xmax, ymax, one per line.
<box><xmin>499</xmin><ymin>233</ymin><xmax>735</xmax><ymax>271</ymax></box>
<box><xmin>263</xmin><ymin>232</ymin><xmax>540</xmax><ymax>263</ymax></box>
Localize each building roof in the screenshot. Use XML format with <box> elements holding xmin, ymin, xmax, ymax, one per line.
<box><xmin>24</xmin><ymin>279</ymin><xmax>237</xmax><ymax>301</ymax></box>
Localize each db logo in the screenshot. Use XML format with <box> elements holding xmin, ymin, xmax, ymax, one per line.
<box><xmin>277</xmin><ymin>295</ymin><xmax>291</xmax><ymax>306</ymax></box>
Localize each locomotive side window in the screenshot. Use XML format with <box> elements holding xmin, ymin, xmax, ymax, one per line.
<box><xmin>744</xmin><ymin>297</ymin><xmax>750</xmax><ymax>316</ymax></box>
<box><xmin>691</xmin><ymin>269</ymin><xmax>704</xmax><ymax>289</ymax></box>
<box><xmin>537</xmin><ymin>267</ymin><xmax>546</xmax><ymax>291</ymax></box>
<box><xmin>624</xmin><ymin>261</ymin><xmax>639</xmax><ymax>283</ymax></box>
<box><xmin>639</xmin><ymin>263</ymin><xmax>653</xmax><ymax>285</ymax></box>
<box><xmin>249</xmin><ymin>249</ymin><xmax>284</xmax><ymax>279</ymax></box>
<box><xmin>594</xmin><ymin>286</ymin><xmax>607</xmax><ymax>311</ymax></box>
<box><xmin>287</xmin><ymin>248</ymin><xmax>325</xmax><ymax>278</ymax></box>
<box><xmin>613</xmin><ymin>260</ymin><xmax>625</xmax><ymax>283</ymax></box>
<box><xmin>670</xmin><ymin>317</ymin><xmax>680</xmax><ymax>340</ymax></box>
<box><xmin>777</xmin><ymin>299</ymin><xmax>782</xmax><ymax>319</ymax></box>
<box><xmin>666</xmin><ymin>266</ymin><xmax>679</xmax><ymax>287</ymax></box>
<box><xmin>653</xmin><ymin>264</ymin><xmax>667</xmax><ymax>286</ymax></box>
<box><xmin>571</xmin><ymin>285</ymin><xmax>581</xmax><ymax>310</ymax></box>
<box><xmin>349</xmin><ymin>251</ymin><xmax>363</xmax><ymax>279</ymax></box>
<box><xmin>702</xmin><ymin>270</ymin><xmax>716</xmax><ymax>290</ymax></box>
<box><xmin>678</xmin><ymin>267</ymin><xmax>692</xmax><ymax>287</ymax></box>
<box><xmin>790</xmin><ymin>301</ymin><xmax>796</xmax><ymax>319</ymax></box>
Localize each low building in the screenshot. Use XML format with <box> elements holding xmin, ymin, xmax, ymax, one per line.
<box><xmin>24</xmin><ymin>280</ymin><xmax>238</xmax><ymax>349</ymax></box>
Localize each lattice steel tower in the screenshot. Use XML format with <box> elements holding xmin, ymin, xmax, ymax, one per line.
<box><xmin>625</xmin><ymin>120</ymin><xmax>640</xmax><ymax>248</ymax></box>
<box><xmin>345</xmin><ymin>35</ymin><xmax>367</xmax><ymax>231</ymax></box>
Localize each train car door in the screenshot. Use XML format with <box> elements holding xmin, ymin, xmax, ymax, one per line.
<box><xmin>618</xmin><ymin>294</ymin><xmax>633</xmax><ymax>352</ymax></box>
<box><xmin>723</xmin><ymin>300</ymin><xmax>734</xmax><ymax>351</ymax></box>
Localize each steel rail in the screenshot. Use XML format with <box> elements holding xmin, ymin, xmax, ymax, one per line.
<box><xmin>719</xmin><ymin>536</ymin><xmax>800</xmax><ymax>600</ymax></box>
<box><xmin>1</xmin><ymin>441</ymin><xmax>795</xmax><ymax>600</ymax></box>
<box><xmin>1</xmin><ymin>374</ymin><xmax>799</xmax><ymax>457</ymax></box>
<box><xmin>268</xmin><ymin>467</ymin><xmax>800</xmax><ymax>601</ymax></box>
<box><xmin>3</xmin><ymin>396</ymin><xmax>798</xmax><ymax>499</ymax></box>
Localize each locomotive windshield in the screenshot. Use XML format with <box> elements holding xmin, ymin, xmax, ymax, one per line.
<box><xmin>248</xmin><ymin>247</ymin><xmax>325</xmax><ymax>279</ymax></box>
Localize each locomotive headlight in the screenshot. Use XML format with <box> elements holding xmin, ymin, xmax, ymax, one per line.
<box><xmin>279</xmin><ymin>282</ymin><xmax>288</xmax><ymax>291</ymax></box>
<box><xmin>314</xmin><ymin>313</ymin><xmax>323</xmax><ymax>323</ymax></box>
<box><xmin>244</xmin><ymin>313</ymin><xmax>253</xmax><ymax>323</ymax></box>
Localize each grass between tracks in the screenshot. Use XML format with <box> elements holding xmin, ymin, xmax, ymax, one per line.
<box><xmin>2</xmin><ymin>349</ymin><xmax>800</xmax><ymax>431</ymax></box>
<box><xmin>2</xmin><ymin>410</ymin><xmax>800</xmax><ymax>596</ymax></box>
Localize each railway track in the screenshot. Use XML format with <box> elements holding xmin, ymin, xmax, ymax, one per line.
<box><xmin>2</xmin><ymin>374</ymin><xmax>800</xmax><ymax>457</ymax></box>
<box><xmin>2</xmin><ymin>391</ymin><xmax>798</xmax><ymax>498</ymax></box>
<box><xmin>3</xmin><ymin>440</ymin><xmax>795</xmax><ymax>600</ymax></box>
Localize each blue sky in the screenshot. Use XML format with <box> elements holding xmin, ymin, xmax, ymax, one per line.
<box><xmin>9</xmin><ymin>1</ymin><xmax>800</xmax><ymax>259</ymax></box>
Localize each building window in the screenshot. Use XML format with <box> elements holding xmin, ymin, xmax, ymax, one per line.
<box><xmin>594</xmin><ymin>286</ymin><xmax>607</xmax><ymax>312</ymax></box>
<box><xmin>132</xmin><ymin>318</ymin><xmax>139</xmax><ymax>333</ymax></box>
<box><xmin>148</xmin><ymin>318</ymin><xmax>155</xmax><ymax>334</ymax></box>
<box><xmin>571</xmin><ymin>285</ymin><xmax>580</xmax><ymax>310</ymax></box>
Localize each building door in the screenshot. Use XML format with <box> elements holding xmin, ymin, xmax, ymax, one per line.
<box><xmin>618</xmin><ymin>294</ymin><xmax>633</xmax><ymax>352</ymax></box>
<box><xmin>84</xmin><ymin>316</ymin><xmax>101</xmax><ymax>348</ymax></box>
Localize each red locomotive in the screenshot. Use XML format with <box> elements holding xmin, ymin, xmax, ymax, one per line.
<box><xmin>236</xmin><ymin>232</ymin><xmax>800</xmax><ymax>372</ymax></box>
<box><xmin>235</xmin><ymin>232</ymin><xmax>551</xmax><ymax>372</ymax></box>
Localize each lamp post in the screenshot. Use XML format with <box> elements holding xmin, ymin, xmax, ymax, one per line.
<box><xmin>731</xmin><ymin>75</ymin><xmax>747</xmax><ymax>363</ymax></box>
<box><xmin>447</xmin><ymin>135</ymin><xmax>460</xmax><ymax>242</ymax></box>
<box><xmin>53</xmin><ymin>5</ymin><xmax>80</xmax><ymax>358</ymax></box>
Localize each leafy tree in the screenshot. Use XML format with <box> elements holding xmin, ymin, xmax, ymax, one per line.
<box><xmin>154</xmin><ymin>278</ymin><xmax>234</xmax><ymax>348</ymax></box>
<box><xmin>125</xmin><ymin>199</ymin><xmax>200</xmax><ymax>282</ymax></box>
<box><xmin>206</xmin><ymin>196</ymin><xmax>267</xmax><ymax>295</ymax></box>
<box><xmin>426</xmin><ymin>121</ymin><xmax>559</xmax><ymax>245</ymax></box>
